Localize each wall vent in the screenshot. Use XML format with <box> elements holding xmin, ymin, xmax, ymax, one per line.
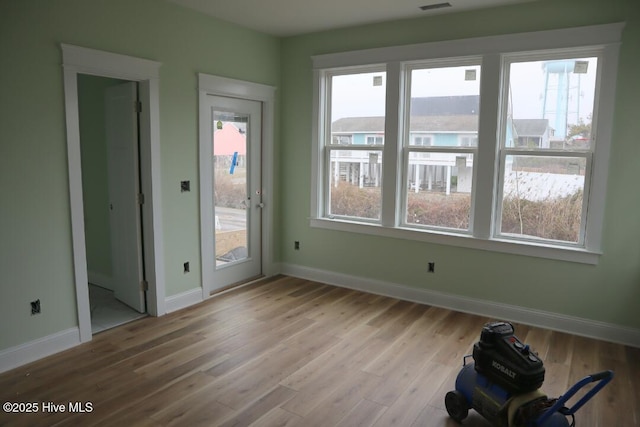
<box><xmin>419</xmin><ymin>2</ymin><xmax>452</xmax><ymax>11</ymax></box>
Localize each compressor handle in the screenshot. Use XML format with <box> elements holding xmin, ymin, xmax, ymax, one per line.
<box><xmin>534</xmin><ymin>370</ymin><xmax>613</xmax><ymax>426</ymax></box>
<box><xmin>589</xmin><ymin>370</ymin><xmax>611</xmax><ymax>382</ymax></box>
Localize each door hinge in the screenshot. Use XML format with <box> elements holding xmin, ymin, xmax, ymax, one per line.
<box><xmin>135</xmin><ymin>100</ymin><xmax>142</xmax><ymax>113</ymax></box>
<box><xmin>140</xmin><ymin>279</ymin><xmax>149</xmax><ymax>292</ymax></box>
<box><xmin>137</xmin><ymin>193</ymin><xmax>145</xmax><ymax>205</ymax></box>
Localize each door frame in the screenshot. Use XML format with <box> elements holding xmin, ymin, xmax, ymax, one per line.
<box><xmin>198</xmin><ymin>73</ymin><xmax>276</xmax><ymax>298</ymax></box>
<box><xmin>62</xmin><ymin>44</ymin><xmax>166</xmax><ymax>342</ymax></box>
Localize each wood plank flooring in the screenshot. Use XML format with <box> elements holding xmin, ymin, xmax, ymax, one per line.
<box><xmin>1</xmin><ymin>275</ymin><xmax>638</xmax><ymax>426</ymax></box>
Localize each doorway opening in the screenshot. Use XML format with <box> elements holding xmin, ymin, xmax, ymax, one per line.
<box><xmin>77</xmin><ymin>75</ymin><xmax>148</xmax><ymax>334</ymax></box>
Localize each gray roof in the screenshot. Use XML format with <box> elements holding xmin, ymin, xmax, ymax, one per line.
<box><xmin>332</xmin><ymin>116</ymin><xmax>385</xmax><ymax>133</ymax></box>
<box><xmin>410</xmin><ymin>95</ymin><xmax>479</xmax><ymax>116</ymax></box>
<box><xmin>332</xmin><ymin>115</ymin><xmax>478</xmax><ymax>133</ymax></box>
<box><xmin>513</xmin><ymin>119</ymin><xmax>550</xmax><ymax>136</ymax></box>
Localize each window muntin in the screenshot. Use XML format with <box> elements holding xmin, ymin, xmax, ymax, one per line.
<box><xmin>402</xmin><ymin>63</ymin><xmax>481</xmax><ymax>231</ymax></box>
<box><xmin>325</xmin><ymin>69</ymin><xmax>386</xmax><ymax>221</ymax></box>
<box><xmin>496</xmin><ymin>55</ymin><xmax>598</xmax><ymax>245</ymax></box>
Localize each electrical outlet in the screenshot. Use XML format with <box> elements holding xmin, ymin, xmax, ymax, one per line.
<box><xmin>183</xmin><ymin>261</ymin><xmax>190</xmax><ymax>273</ymax></box>
<box><xmin>31</xmin><ymin>299</ymin><xmax>41</xmax><ymax>315</ymax></box>
<box><xmin>428</xmin><ymin>262</ymin><xmax>435</xmax><ymax>273</ymax></box>
<box><xmin>294</xmin><ymin>241</ymin><xmax>300</xmax><ymax>250</ymax></box>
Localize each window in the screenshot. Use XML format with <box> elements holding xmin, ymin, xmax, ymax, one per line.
<box><xmin>311</xmin><ymin>24</ymin><xmax>622</xmax><ymax>264</ymax></box>
<box><xmin>459</xmin><ymin>136</ymin><xmax>477</xmax><ymax>147</ymax></box>
<box><xmin>333</xmin><ymin>135</ymin><xmax>352</xmax><ymax>145</ymax></box>
<box><xmin>366</xmin><ymin>135</ymin><xmax>384</xmax><ymax>145</ymax></box>
<box><xmin>325</xmin><ymin>69</ymin><xmax>386</xmax><ymax>221</ymax></box>
<box><xmin>497</xmin><ymin>55</ymin><xmax>599</xmax><ymax>245</ymax></box>
<box><xmin>412</xmin><ymin>135</ymin><xmax>433</xmax><ymax>159</ymax></box>
<box><xmin>413</xmin><ymin>136</ymin><xmax>433</xmax><ymax>146</ymax></box>
<box><xmin>404</xmin><ymin>63</ymin><xmax>481</xmax><ymax>231</ymax></box>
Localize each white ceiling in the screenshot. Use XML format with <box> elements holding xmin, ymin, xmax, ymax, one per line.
<box><xmin>168</xmin><ymin>0</ymin><xmax>536</xmax><ymax>37</ymax></box>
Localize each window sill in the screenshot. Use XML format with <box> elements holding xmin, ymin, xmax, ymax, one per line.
<box><xmin>309</xmin><ymin>217</ymin><xmax>601</xmax><ymax>265</ymax></box>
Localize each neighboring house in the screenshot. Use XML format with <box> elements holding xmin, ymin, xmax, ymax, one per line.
<box><xmin>330</xmin><ymin>96</ymin><xmax>478</xmax><ymax>194</ymax></box>
<box><xmin>411</xmin><ymin>94</ymin><xmax>479</xmax><ymax>116</ymax></box>
<box><xmin>214</xmin><ymin>122</ymin><xmax>246</xmax><ymax>168</ymax></box>
<box><xmin>512</xmin><ymin>118</ymin><xmax>554</xmax><ymax>148</ymax></box>
<box><xmin>330</xmin><ymin>96</ymin><xmax>563</xmax><ymax>196</ymax></box>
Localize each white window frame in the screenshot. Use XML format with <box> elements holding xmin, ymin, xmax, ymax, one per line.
<box><xmin>401</xmin><ymin>59</ymin><xmax>481</xmax><ymax>233</ymax></box>
<box><xmin>310</xmin><ymin>23</ymin><xmax>623</xmax><ymax>264</ymax></box>
<box><xmin>495</xmin><ymin>49</ymin><xmax>601</xmax><ymax>247</ymax></box>
<box><xmin>321</xmin><ymin>66</ymin><xmax>386</xmax><ymax>222</ymax></box>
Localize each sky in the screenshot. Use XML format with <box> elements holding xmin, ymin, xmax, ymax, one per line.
<box><xmin>330</xmin><ymin>58</ymin><xmax>598</xmax><ymax>129</ymax></box>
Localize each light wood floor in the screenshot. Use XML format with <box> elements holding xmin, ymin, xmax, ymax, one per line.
<box><xmin>1</xmin><ymin>275</ymin><xmax>638</xmax><ymax>426</ymax></box>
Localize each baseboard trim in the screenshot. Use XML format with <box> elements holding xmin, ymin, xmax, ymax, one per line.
<box><xmin>165</xmin><ymin>288</ymin><xmax>204</xmax><ymax>313</ymax></box>
<box><xmin>0</xmin><ymin>328</ymin><xmax>80</xmax><ymax>374</ymax></box>
<box><xmin>281</xmin><ymin>263</ymin><xmax>640</xmax><ymax>348</ymax></box>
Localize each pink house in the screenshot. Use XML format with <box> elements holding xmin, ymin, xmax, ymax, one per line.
<box><xmin>214</xmin><ymin>122</ymin><xmax>246</xmax><ymax>156</ymax></box>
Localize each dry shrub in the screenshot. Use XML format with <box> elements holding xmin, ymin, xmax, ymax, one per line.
<box><xmin>328</xmin><ymin>181</ymin><xmax>583</xmax><ymax>242</ymax></box>
<box><xmin>214</xmin><ymin>171</ymin><xmax>246</xmax><ymax>209</ymax></box>
<box><xmin>330</xmin><ymin>182</ymin><xmax>381</xmax><ymax>219</ymax></box>
<box><xmin>407</xmin><ymin>193</ymin><xmax>470</xmax><ymax>229</ymax></box>
<box><xmin>501</xmin><ymin>190</ymin><xmax>583</xmax><ymax>242</ymax></box>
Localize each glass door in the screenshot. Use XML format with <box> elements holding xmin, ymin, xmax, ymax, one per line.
<box><xmin>206</xmin><ymin>96</ymin><xmax>262</xmax><ymax>292</ymax></box>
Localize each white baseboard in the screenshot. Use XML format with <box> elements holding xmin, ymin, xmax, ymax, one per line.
<box><xmin>165</xmin><ymin>288</ymin><xmax>204</xmax><ymax>313</ymax></box>
<box><xmin>281</xmin><ymin>263</ymin><xmax>640</xmax><ymax>348</ymax></box>
<box><xmin>0</xmin><ymin>328</ymin><xmax>80</xmax><ymax>374</ymax></box>
<box><xmin>87</xmin><ymin>270</ymin><xmax>113</xmax><ymax>290</ymax></box>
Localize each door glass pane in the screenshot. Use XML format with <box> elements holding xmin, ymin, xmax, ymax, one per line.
<box><xmin>213</xmin><ymin>110</ymin><xmax>249</xmax><ymax>267</ymax></box>
<box><xmin>500</xmin><ymin>155</ymin><xmax>586</xmax><ymax>243</ymax></box>
<box><xmin>505</xmin><ymin>57</ymin><xmax>598</xmax><ymax>150</ymax></box>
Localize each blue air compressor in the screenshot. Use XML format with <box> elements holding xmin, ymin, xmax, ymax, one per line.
<box><xmin>445</xmin><ymin>322</ymin><xmax>613</xmax><ymax>427</ymax></box>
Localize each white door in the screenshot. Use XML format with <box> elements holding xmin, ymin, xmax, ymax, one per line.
<box><xmin>105</xmin><ymin>82</ymin><xmax>146</xmax><ymax>313</ymax></box>
<box><xmin>203</xmin><ymin>95</ymin><xmax>262</xmax><ymax>292</ymax></box>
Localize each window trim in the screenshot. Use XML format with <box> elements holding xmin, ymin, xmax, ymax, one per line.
<box><xmin>310</xmin><ymin>23</ymin><xmax>623</xmax><ymax>265</ymax></box>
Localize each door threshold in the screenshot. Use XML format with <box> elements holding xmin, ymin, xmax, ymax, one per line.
<box><xmin>209</xmin><ymin>274</ymin><xmax>267</xmax><ymax>297</ymax></box>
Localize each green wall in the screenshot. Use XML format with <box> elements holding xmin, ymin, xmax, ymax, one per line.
<box><xmin>279</xmin><ymin>0</ymin><xmax>640</xmax><ymax>329</ymax></box>
<box><xmin>0</xmin><ymin>0</ymin><xmax>280</xmax><ymax>350</ymax></box>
